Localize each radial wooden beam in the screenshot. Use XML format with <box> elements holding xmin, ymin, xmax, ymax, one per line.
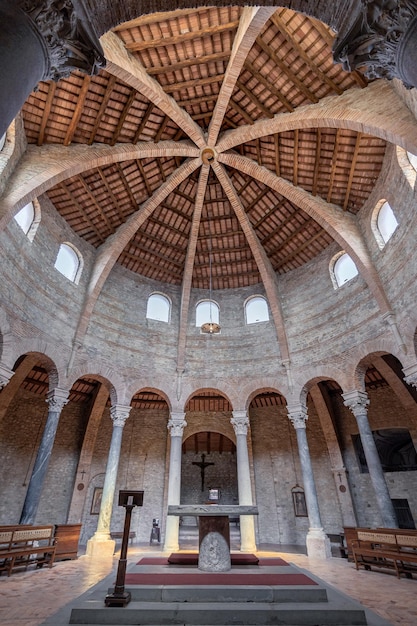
<box><xmin>101</xmin><ymin>31</ymin><xmax>206</xmax><ymax>149</ymax></box>
<box><xmin>68</xmin><ymin>157</ymin><xmax>202</xmax><ymax>366</ymax></box>
<box><xmin>0</xmin><ymin>141</ymin><xmax>199</xmax><ymax>230</ymax></box>
<box><xmin>216</xmin><ymin>81</ymin><xmax>417</xmax><ymax>156</ymax></box>
<box><xmin>177</xmin><ymin>164</ymin><xmax>210</xmax><ymax>374</ymax></box>
<box><xmin>212</xmin><ymin>160</ymin><xmax>290</xmax><ymax>364</ymax></box>
<box><xmin>207</xmin><ymin>7</ymin><xmax>276</xmax><ymax>146</ymax></box>
<box><xmin>218</xmin><ymin>152</ymin><xmax>394</xmax><ymax>317</ymax></box>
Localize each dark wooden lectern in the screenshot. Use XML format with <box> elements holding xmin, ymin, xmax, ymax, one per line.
<box><xmin>105</xmin><ymin>490</ymin><xmax>144</xmax><ymax>607</ymax></box>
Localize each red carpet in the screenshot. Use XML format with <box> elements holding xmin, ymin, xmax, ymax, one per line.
<box><xmin>138</xmin><ymin>555</ymin><xmax>288</xmax><ymax>567</ymax></box>
<box><xmin>125</xmin><ymin>572</ymin><xmax>318</xmax><ymax>586</ymax></box>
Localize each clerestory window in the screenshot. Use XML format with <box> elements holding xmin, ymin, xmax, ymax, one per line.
<box><xmin>54</xmin><ymin>243</ymin><xmax>82</xmax><ymax>283</ymax></box>
<box><xmin>146</xmin><ymin>293</ymin><xmax>171</xmax><ymax>322</ymax></box>
<box><xmin>331</xmin><ymin>252</ymin><xmax>358</xmax><ymax>288</ymax></box>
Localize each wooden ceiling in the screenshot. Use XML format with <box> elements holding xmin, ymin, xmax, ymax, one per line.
<box><xmin>21</xmin><ymin>6</ymin><xmax>386</xmax><ymax>290</ymax></box>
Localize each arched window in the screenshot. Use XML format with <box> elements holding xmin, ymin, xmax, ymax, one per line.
<box><xmin>377</xmin><ymin>201</ymin><xmax>398</xmax><ymax>245</ymax></box>
<box><xmin>13</xmin><ymin>200</ymin><xmax>40</xmax><ymax>241</ymax></box>
<box><xmin>14</xmin><ymin>202</ymin><xmax>34</xmax><ymax>235</ymax></box>
<box><xmin>146</xmin><ymin>293</ymin><xmax>171</xmax><ymax>322</ymax></box>
<box><xmin>54</xmin><ymin>243</ymin><xmax>82</xmax><ymax>283</ymax></box>
<box><xmin>407</xmin><ymin>151</ymin><xmax>417</xmax><ymax>171</ymax></box>
<box><xmin>196</xmin><ymin>300</ymin><xmax>220</xmax><ymax>328</ymax></box>
<box><xmin>245</xmin><ymin>296</ymin><xmax>269</xmax><ymax>324</ymax></box>
<box><xmin>331</xmin><ymin>252</ymin><xmax>358</xmax><ymax>288</ymax></box>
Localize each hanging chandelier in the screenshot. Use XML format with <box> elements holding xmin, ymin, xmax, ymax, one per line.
<box><xmin>201</xmin><ymin>203</ymin><xmax>220</xmax><ymax>335</ymax></box>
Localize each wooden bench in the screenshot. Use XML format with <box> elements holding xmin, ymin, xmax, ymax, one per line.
<box><xmin>0</xmin><ymin>525</ymin><xmax>56</xmax><ymax>576</ymax></box>
<box><xmin>352</xmin><ymin>529</ymin><xmax>417</xmax><ymax>579</ymax></box>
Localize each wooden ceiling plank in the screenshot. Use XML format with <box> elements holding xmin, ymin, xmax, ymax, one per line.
<box><xmin>121</xmin><ymin>250</ymin><xmax>183</xmax><ymax>279</ymax></box>
<box><xmin>236</xmin><ymin>79</ymin><xmax>274</xmax><ymax>119</ymax></box>
<box><xmin>274</xmin><ymin>133</ymin><xmax>281</xmax><ymax>177</ymax></box>
<box><xmin>243</xmin><ymin>60</ymin><xmax>294</xmax><ymax>112</ymax></box>
<box><xmin>274</xmin><ymin>227</ymin><xmax>327</xmax><ymax>268</ymax></box>
<box><xmin>134</xmin><ymin>227</ymin><xmax>186</xmax><ymax>253</ymax></box>
<box><xmin>110</xmin><ymin>90</ymin><xmax>137</xmax><ymax>146</ymax></box>
<box><xmin>178</xmin><ymin>94</ymin><xmax>217</xmax><ymax>107</ymax></box>
<box><xmin>163</xmin><ymin>73</ymin><xmax>225</xmax><ymax>93</ymax></box>
<box><xmin>122</xmin><ymin>245</ymin><xmax>184</xmax><ymax>269</ymax></box>
<box><xmin>155</xmin><ymin>115</ymin><xmax>169</xmax><ymax>142</ymax></box>
<box><xmin>147</xmin><ymin>51</ymin><xmax>231</xmax><ymax>75</ymax></box>
<box><xmin>293</xmin><ymin>128</ymin><xmax>299</xmax><ymax>186</ymax></box>
<box><xmin>271</xmin><ymin>13</ymin><xmax>343</xmax><ymax>95</ymax></box>
<box><xmin>88</xmin><ymin>75</ymin><xmax>117</xmax><ymax>145</ymax></box>
<box><xmin>343</xmin><ymin>133</ymin><xmax>362</xmax><ymax>211</ymax></box>
<box><xmin>78</xmin><ymin>177</ymin><xmax>115</xmax><ymax>234</ymax></box>
<box><xmin>125</xmin><ymin>20</ymin><xmax>240</xmax><ymax>52</ymax></box>
<box><xmin>256</xmin><ymin>138</ymin><xmax>262</xmax><ymax>165</ymax></box>
<box><xmin>115</xmin><ymin>163</ymin><xmax>139</xmax><ymax>209</ymax></box>
<box><xmin>133</xmin><ymin>102</ymin><xmax>154</xmax><ymax>143</ymax></box>
<box><xmin>60</xmin><ymin>183</ymin><xmax>106</xmax><ymax>243</ymax></box>
<box><xmin>96</xmin><ymin>168</ymin><xmax>127</xmax><ymax>223</ymax></box>
<box><xmin>63</xmin><ymin>75</ymin><xmax>91</xmax><ymax>146</ymax></box>
<box><xmin>38</xmin><ymin>82</ymin><xmax>56</xmax><ymax>146</ymax></box>
<box><xmin>229</xmin><ymin>99</ymin><xmax>254</xmax><ymax>125</ymax></box>
<box><xmin>326</xmin><ymin>128</ymin><xmax>341</xmax><ymax>204</ymax></box>
<box><xmin>113</xmin><ymin>7</ymin><xmax>209</xmax><ymax>30</ymax></box>
<box><xmin>255</xmin><ymin>36</ymin><xmax>318</xmax><ymax>103</ymax></box>
<box><xmin>136</xmin><ymin>159</ymin><xmax>153</xmax><ymax>196</ymax></box>
<box><xmin>312</xmin><ymin>129</ymin><xmax>322</xmax><ymax>196</ymax></box>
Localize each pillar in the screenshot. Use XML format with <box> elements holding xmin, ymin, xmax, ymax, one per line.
<box><xmin>0</xmin><ymin>364</ymin><xmax>14</xmax><ymax>389</ymax></box>
<box><xmin>343</xmin><ymin>390</ymin><xmax>398</xmax><ymax>528</ymax></box>
<box><xmin>0</xmin><ymin>1</ymin><xmax>105</xmax><ymax>137</ymax></box>
<box><xmin>20</xmin><ymin>387</ymin><xmax>69</xmax><ymax>524</ymax></box>
<box><xmin>287</xmin><ymin>404</ymin><xmax>331</xmax><ymax>559</ymax></box>
<box><xmin>231</xmin><ymin>411</ymin><xmax>256</xmax><ymax>553</ymax></box>
<box><xmin>86</xmin><ymin>404</ymin><xmax>131</xmax><ymax>558</ymax></box>
<box><xmin>164</xmin><ymin>412</ymin><xmax>187</xmax><ymax>552</ymax></box>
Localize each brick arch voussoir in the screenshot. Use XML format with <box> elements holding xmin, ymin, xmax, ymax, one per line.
<box><xmin>127</xmin><ymin>385</ymin><xmax>173</xmax><ymax>412</ymax></box>
<box><xmin>244</xmin><ymin>382</ymin><xmax>287</xmax><ymax>412</ymax></box>
<box><xmin>66</xmin><ymin>363</ymin><xmax>125</xmax><ymax>405</ymax></box>
<box><xmin>9</xmin><ymin>341</ymin><xmax>64</xmax><ymax>389</ymax></box>
<box><xmin>182</xmin><ymin>384</ymin><xmax>235</xmax><ymax>413</ymax></box>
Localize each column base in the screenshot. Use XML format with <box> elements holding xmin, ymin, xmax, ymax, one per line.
<box><xmin>86</xmin><ymin>535</ymin><xmax>116</xmax><ymax>558</ymax></box>
<box><xmin>306</xmin><ymin>528</ymin><xmax>332</xmax><ymax>559</ymax></box>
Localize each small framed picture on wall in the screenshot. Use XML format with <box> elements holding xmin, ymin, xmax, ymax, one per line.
<box><xmin>90</xmin><ymin>487</ymin><xmax>103</xmax><ymax>515</ymax></box>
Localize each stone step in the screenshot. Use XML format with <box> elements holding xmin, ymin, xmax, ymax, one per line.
<box><xmin>69</xmin><ymin>599</ymin><xmax>367</xmax><ymax>625</ymax></box>
<box><xmin>123</xmin><ymin>584</ymin><xmax>328</xmax><ymax>603</ymax></box>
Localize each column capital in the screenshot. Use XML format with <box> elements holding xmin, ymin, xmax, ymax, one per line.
<box><xmin>46</xmin><ymin>387</ymin><xmax>69</xmax><ymax>412</ymax></box>
<box><xmin>402</xmin><ymin>363</ymin><xmax>417</xmax><ymax>388</ymax></box>
<box><xmin>0</xmin><ymin>364</ymin><xmax>14</xmax><ymax>389</ymax></box>
<box><xmin>20</xmin><ymin>0</ymin><xmax>105</xmax><ymax>81</ymax></box>
<box><xmin>342</xmin><ymin>390</ymin><xmax>369</xmax><ymax>416</ymax></box>
<box><xmin>231</xmin><ymin>411</ymin><xmax>249</xmax><ymax>436</ymax></box>
<box><xmin>168</xmin><ymin>412</ymin><xmax>187</xmax><ymax>437</ymax></box>
<box><xmin>287</xmin><ymin>404</ymin><xmax>308</xmax><ymax>429</ymax></box>
<box><xmin>110</xmin><ymin>404</ymin><xmax>131</xmax><ymax>427</ymax></box>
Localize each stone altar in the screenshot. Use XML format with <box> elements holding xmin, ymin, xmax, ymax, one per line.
<box><xmin>167</xmin><ymin>505</ymin><xmax>258</xmax><ymax>571</ymax></box>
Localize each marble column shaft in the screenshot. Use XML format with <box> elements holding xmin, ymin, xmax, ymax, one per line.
<box><xmin>231</xmin><ymin>411</ymin><xmax>256</xmax><ymax>552</ymax></box>
<box><xmin>164</xmin><ymin>412</ymin><xmax>187</xmax><ymax>551</ymax></box>
<box><xmin>343</xmin><ymin>390</ymin><xmax>398</xmax><ymax>528</ymax></box>
<box><xmin>94</xmin><ymin>405</ymin><xmax>131</xmax><ymax>541</ymax></box>
<box><xmin>288</xmin><ymin>406</ymin><xmax>322</xmax><ymax>530</ymax></box>
<box><xmin>20</xmin><ymin>388</ymin><xmax>69</xmax><ymax>524</ymax></box>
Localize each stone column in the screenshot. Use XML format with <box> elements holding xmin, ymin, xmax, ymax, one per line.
<box><xmin>164</xmin><ymin>412</ymin><xmax>187</xmax><ymax>552</ymax></box>
<box><xmin>0</xmin><ymin>1</ymin><xmax>105</xmax><ymax>137</ymax></box>
<box><xmin>287</xmin><ymin>404</ymin><xmax>331</xmax><ymax>559</ymax></box>
<box><xmin>20</xmin><ymin>387</ymin><xmax>69</xmax><ymax>524</ymax></box>
<box><xmin>231</xmin><ymin>411</ymin><xmax>256</xmax><ymax>553</ymax></box>
<box><xmin>343</xmin><ymin>390</ymin><xmax>398</xmax><ymax>528</ymax></box>
<box><xmin>86</xmin><ymin>404</ymin><xmax>131</xmax><ymax>558</ymax></box>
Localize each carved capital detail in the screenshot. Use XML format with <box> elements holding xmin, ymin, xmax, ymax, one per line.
<box><xmin>168</xmin><ymin>412</ymin><xmax>187</xmax><ymax>437</ymax></box>
<box><xmin>19</xmin><ymin>0</ymin><xmax>105</xmax><ymax>81</ymax></box>
<box><xmin>342</xmin><ymin>389</ymin><xmax>370</xmax><ymax>417</ymax></box>
<box><xmin>110</xmin><ymin>404</ymin><xmax>131</xmax><ymax>427</ymax></box>
<box><xmin>402</xmin><ymin>363</ymin><xmax>417</xmax><ymax>388</ymax></box>
<box><xmin>231</xmin><ymin>411</ymin><xmax>249</xmax><ymax>436</ymax></box>
<box><xmin>287</xmin><ymin>404</ymin><xmax>308</xmax><ymax>430</ymax></box>
<box><xmin>333</xmin><ymin>0</ymin><xmax>417</xmax><ymax>88</ymax></box>
<box><xmin>46</xmin><ymin>387</ymin><xmax>69</xmax><ymax>412</ymax></box>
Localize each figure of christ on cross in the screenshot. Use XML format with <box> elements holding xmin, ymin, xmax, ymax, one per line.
<box><xmin>192</xmin><ymin>453</ymin><xmax>215</xmax><ymax>491</ymax></box>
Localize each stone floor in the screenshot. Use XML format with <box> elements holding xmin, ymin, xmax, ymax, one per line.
<box><xmin>0</xmin><ymin>542</ymin><xmax>416</xmax><ymax>626</ymax></box>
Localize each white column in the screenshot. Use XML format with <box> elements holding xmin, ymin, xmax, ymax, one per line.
<box><xmin>164</xmin><ymin>412</ymin><xmax>187</xmax><ymax>552</ymax></box>
<box><xmin>87</xmin><ymin>404</ymin><xmax>131</xmax><ymax>558</ymax></box>
<box><xmin>0</xmin><ymin>364</ymin><xmax>14</xmax><ymax>389</ymax></box>
<box><xmin>287</xmin><ymin>404</ymin><xmax>331</xmax><ymax>559</ymax></box>
<box><xmin>231</xmin><ymin>411</ymin><xmax>256</xmax><ymax>553</ymax></box>
<box><xmin>343</xmin><ymin>390</ymin><xmax>397</xmax><ymax>528</ymax></box>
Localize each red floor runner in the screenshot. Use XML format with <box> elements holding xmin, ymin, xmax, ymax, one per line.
<box><xmin>138</xmin><ymin>556</ymin><xmax>288</xmax><ymax>567</ymax></box>
<box><xmin>125</xmin><ymin>572</ymin><xmax>317</xmax><ymax>586</ymax></box>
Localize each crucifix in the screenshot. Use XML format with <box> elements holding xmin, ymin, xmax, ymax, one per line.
<box><xmin>192</xmin><ymin>453</ymin><xmax>215</xmax><ymax>491</ymax></box>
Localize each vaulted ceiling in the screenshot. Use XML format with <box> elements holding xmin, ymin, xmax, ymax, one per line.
<box><xmin>21</xmin><ymin>6</ymin><xmax>386</xmax><ymax>291</ymax></box>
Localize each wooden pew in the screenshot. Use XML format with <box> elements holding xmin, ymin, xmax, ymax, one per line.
<box><xmin>0</xmin><ymin>525</ymin><xmax>56</xmax><ymax>576</ymax></box>
<box><xmin>351</xmin><ymin>529</ymin><xmax>417</xmax><ymax>579</ymax></box>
